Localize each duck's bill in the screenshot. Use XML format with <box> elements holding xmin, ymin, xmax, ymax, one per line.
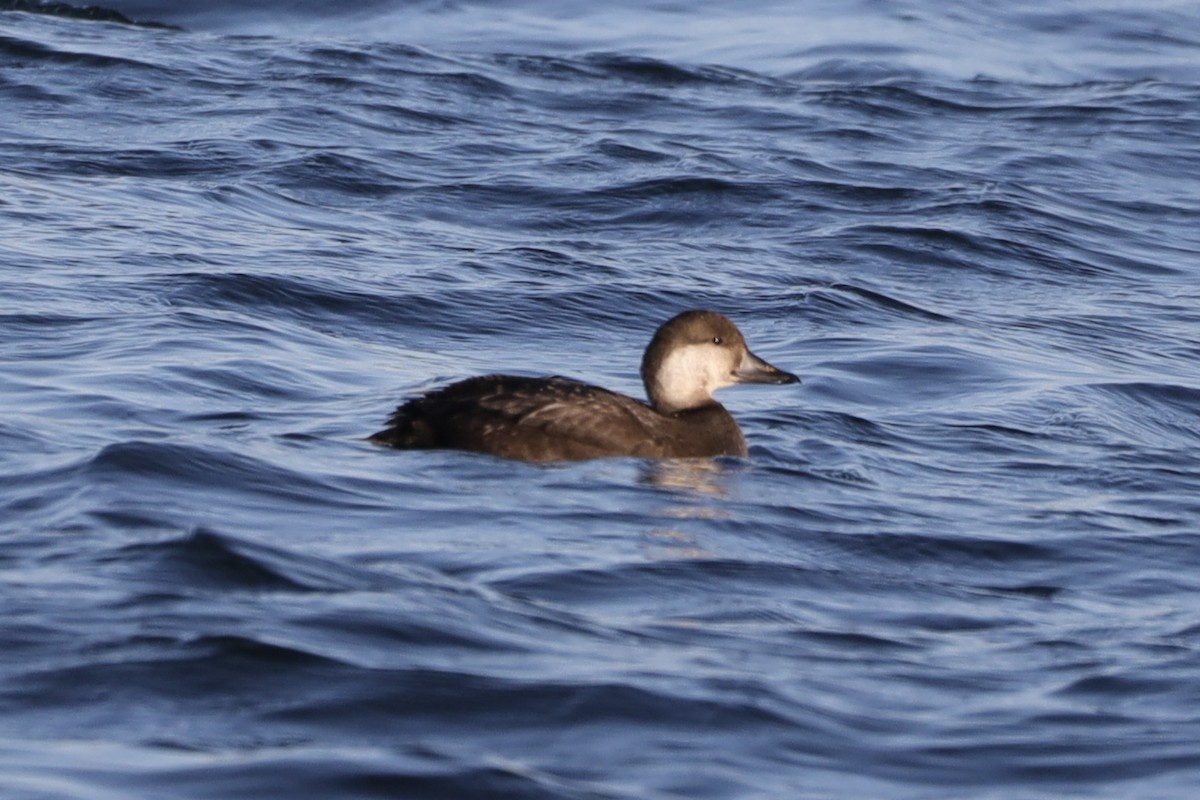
<box><xmin>733</xmin><ymin>350</ymin><xmax>800</xmax><ymax>385</ymax></box>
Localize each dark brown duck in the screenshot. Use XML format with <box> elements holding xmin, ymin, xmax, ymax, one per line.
<box><xmin>369</xmin><ymin>310</ymin><xmax>798</xmax><ymax>462</ymax></box>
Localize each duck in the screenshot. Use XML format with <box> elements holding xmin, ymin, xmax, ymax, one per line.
<box><xmin>368</xmin><ymin>310</ymin><xmax>798</xmax><ymax>462</ymax></box>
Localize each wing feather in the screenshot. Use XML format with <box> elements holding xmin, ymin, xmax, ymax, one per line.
<box><xmin>372</xmin><ymin>375</ymin><xmax>671</xmax><ymax>460</ymax></box>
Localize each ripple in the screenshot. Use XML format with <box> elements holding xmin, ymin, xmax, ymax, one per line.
<box><xmin>3</xmin><ymin>4</ymin><xmax>1200</xmax><ymax>798</ymax></box>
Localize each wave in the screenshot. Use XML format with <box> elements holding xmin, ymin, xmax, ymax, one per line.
<box><xmin>0</xmin><ymin>0</ymin><xmax>176</xmax><ymax>28</ymax></box>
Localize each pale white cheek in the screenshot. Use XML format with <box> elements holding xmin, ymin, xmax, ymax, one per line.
<box><xmin>656</xmin><ymin>348</ymin><xmax>693</xmax><ymax>391</ymax></box>
<box><xmin>707</xmin><ymin>357</ymin><xmax>736</xmax><ymax>390</ymax></box>
<box><xmin>655</xmin><ymin>345</ymin><xmax>733</xmax><ymax>406</ymax></box>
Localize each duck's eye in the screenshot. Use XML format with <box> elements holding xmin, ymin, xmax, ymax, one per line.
<box><xmin>712</xmin><ymin>336</ymin><xmax>723</xmax><ymax>345</ymax></box>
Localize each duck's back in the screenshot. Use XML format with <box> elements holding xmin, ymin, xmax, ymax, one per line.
<box><xmin>369</xmin><ymin>375</ymin><xmax>747</xmax><ymax>462</ymax></box>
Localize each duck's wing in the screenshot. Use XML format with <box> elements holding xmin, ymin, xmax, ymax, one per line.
<box><xmin>371</xmin><ymin>375</ymin><xmax>670</xmax><ymax>461</ymax></box>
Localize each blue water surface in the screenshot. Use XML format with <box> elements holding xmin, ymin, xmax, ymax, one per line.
<box><xmin>2</xmin><ymin>0</ymin><xmax>1200</xmax><ymax>797</ymax></box>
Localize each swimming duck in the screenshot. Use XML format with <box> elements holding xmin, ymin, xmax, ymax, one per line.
<box><xmin>369</xmin><ymin>310</ymin><xmax>798</xmax><ymax>462</ymax></box>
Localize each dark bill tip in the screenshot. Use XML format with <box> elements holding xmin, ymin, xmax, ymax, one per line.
<box><xmin>734</xmin><ymin>350</ymin><xmax>800</xmax><ymax>385</ymax></box>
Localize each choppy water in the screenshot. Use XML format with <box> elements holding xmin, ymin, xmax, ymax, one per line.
<box><xmin>3</xmin><ymin>0</ymin><xmax>1200</xmax><ymax>797</ymax></box>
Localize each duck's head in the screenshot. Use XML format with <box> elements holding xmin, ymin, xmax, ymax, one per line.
<box><xmin>640</xmin><ymin>310</ymin><xmax>799</xmax><ymax>414</ymax></box>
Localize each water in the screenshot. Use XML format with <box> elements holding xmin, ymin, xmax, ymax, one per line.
<box><xmin>3</xmin><ymin>0</ymin><xmax>1200</xmax><ymax>797</ymax></box>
